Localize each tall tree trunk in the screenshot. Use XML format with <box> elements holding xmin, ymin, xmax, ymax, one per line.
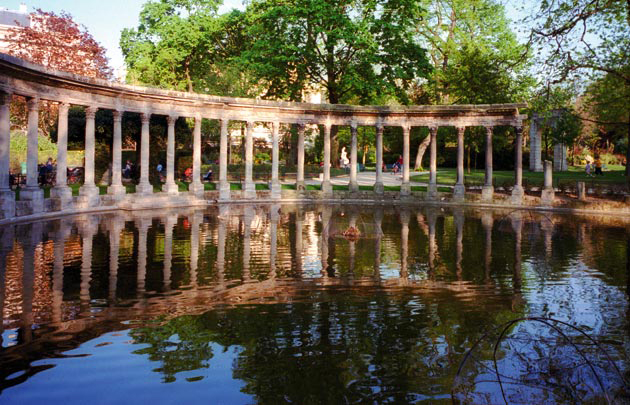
<box><xmin>414</xmin><ymin>135</ymin><xmax>431</xmax><ymax>170</ymax></box>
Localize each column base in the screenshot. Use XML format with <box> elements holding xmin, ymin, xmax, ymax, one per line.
<box><xmin>162</xmin><ymin>182</ymin><xmax>179</xmax><ymax>195</ymax></box>
<box><xmin>511</xmin><ymin>185</ymin><xmax>524</xmax><ymax>204</ymax></box>
<box><xmin>107</xmin><ymin>183</ymin><xmax>127</xmax><ymax>198</ymax></box>
<box><xmin>51</xmin><ymin>185</ymin><xmax>74</xmax><ymax>210</ymax></box>
<box><xmin>481</xmin><ymin>185</ymin><xmax>494</xmax><ymax>202</ymax></box>
<box><xmin>296</xmin><ymin>181</ymin><xmax>306</xmax><ymax>191</ymax></box>
<box><xmin>401</xmin><ymin>183</ymin><xmax>411</xmax><ymax>196</ymax></box>
<box><xmin>541</xmin><ymin>187</ymin><xmax>555</xmax><ymax>206</ymax></box>
<box><xmin>20</xmin><ymin>186</ymin><xmax>44</xmax><ymax>213</ymax></box>
<box><xmin>0</xmin><ymin>190</ymin><xmax>15</xmax><ymax>219</ymax></box>
<box><xmin>189</xmin><ymin>182</ymin><xmax>204</xmax><ymax>197</ymax></box>
<box><xmin>243</xmin><ymin>182</ymin><xmax>256</xmax><ymax>199</ymax></box>
<box><xmin>219</xmin><ymin>181</ymin><xmax>231</xmax><ymax>200</ymax></box>
<box><xmin>349</xmin><ymin>181</ymin><xmax>359</xmax><ymax>193</ymax></box>
<box><xmin>78</xmin><ymin>184</ymin><xmax>100</xmax><ymax>208</ymax></box>
<box><xmin>321</xmin><ymin>180</ymin><xmax>332</xmax><ymax>197</ymax></box>
<box><xmin>428</xmin><ymin>183</ymin><xmax>438</xmax><ymax>200</ymax></box>
<box><xmin>136</xmin><ymin>182</ymin><xmax>154</xmax><ymax>196</ymax></box>
<box><xmin>373</xmin><ymin>181</ymin><xmax>384</xmax><ymax>195</ymax></box>
<box><xmin>453</xmin><ymin>184</ymin><xmax>465</xmax><ymax>201</ymax></box>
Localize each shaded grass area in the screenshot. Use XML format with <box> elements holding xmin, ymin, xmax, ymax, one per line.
<box><xmin>410</xmin><ymin>166</ymin><xmax>628</xmax><ymax>187</ymax></box>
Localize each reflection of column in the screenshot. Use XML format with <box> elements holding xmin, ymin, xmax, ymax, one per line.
<box><xmin>428</xmin><ymin>126</ymin><xmax>438</xmax><ymax>199</ymax></box>
<box><xmin>541</xmin><ymin>218</ymin><xmax>553</xmax><ymax>259</ymax></box>
<box><xmin>270</xmin><ymin>121</ymin><xmax>281</xmax><ymax>199</ymax></box>
<box><xmin>163</xmin><ymin>115</ymin><xmax>179</xmax><ymax>194</ymax></box>
<box><xmin>400</xmin><ymin>210</ymin><xmax>409</xmax><ymax>279</ymax></box>
<box><xmin>349</xmin><ymin>122</ymin><xmax>358</xmax><ymax>192</ymax></box>
<box><xmin>427</xmin><ymin>209</ymin><xmax>437</xmax><ymax>279</ymax></box>
<box><xmin>0</xmin><ymin>226</ymin><xmax>14</xmax><ymax>345</ymax></box>
<box><xmin>295</xmin><ymin>209</ymin><xmax>303</xmax><ymax>277</ymax></box>
<box><xmin>269</xmin><ymin>204</ymin><xmax>280</xmax><ymax>281</ymax></box>
<box><xmin>512</xmin><ymin>214</ymin><xmax>523</xmax><ymax>291</ymax></box>
<box><xmin>135</xmin><ymin>218</ymin><xmax>151</xmax><ymax>296</ymax></box>
<box><xmin>296</xmin><ymin>124</ymin><xmax>305</xmax><ymax>191</ymax></box>
<box><xmin>20</xmin><ymin>223</ymin><xmax>42</xmax><ymax>343</ymax></box>
<box><xmin>79</xmin><ymin>218</ymin><xmax>97</xmax><ymax>309</ymax></box>
<box><xmin>52</xmin><ymin>103</ymin><xmax>73</xmax><ymax>206</ymax></box>
<box><xmin>189</xmin><ymin>211</ymin><xmax>202</xmax><ymax>288</ymax></box>
<box><xmin>374</xmin><ymin>207</ymin><xmax>383</xmax><ymax>280</ymax></box>
<box><xmin>322</xmin><ymin>123</ymin><xmax>333</xmax><ymax>195</ymax></box>
<box><xmin>190</xmin><ymin>115</ymin><xmax>204</xmax><ymax>196</ymax></box>
<box><xmin>108</xmin><ymin>217</ymin><xmax>124</xmax><ymax>304</ymax></box>
<box><xmin>453</xmin><ymin>127</ymin><xmax>466</xmax><ymax>201</ymax></box>
<box><xmin>482</xmin><ymin>126</ymin><xmax>494</xmax><ymax>202</ymax></box>
<box><xmin>216</xmin><ymin>206</ymin><xmax>230</xmax><ymax>287</ymax></box>
<box><xmin>511</xmin><ymin>126</ymin><xmax>524</xmax><ymax>204</ymax></box>
<box><xmin>0</xmin><ymin>92</ymin><xmax>14</xmax><ymax>219</ymax></box>
<box><xmin>163</xmin><ymin>215</ymin><xmax>177</xmax><ymax>291</ymax></box>
<box><xmin>52</xmin><ymin>221</ymin><xmax>70</xmax><ymax>322</ymax></box>
<box><xmin>244</xmin><ymin>121</ymin><xmax>256</xmax><ymax>199</ymax></box>
<box><xmin>137</xmin><ymin>112</ymin><xmax>153</xmax><ymax>195</ymax></box>
<box><xmin>454</xmin><ymin>209</ymin><xmax>464</xmax><ymax>281</ymax></box>
<box><xmin>374</xmin><ymin>124</ymin><xmax>384</xmax><ymax>194</ymax></box>
<box><xmin>401</xmin><ymin>125</ymin><xmax>411</xmax><ymax>196</ymax></box>
<box><xmin>482</xmin><ymin>212</ymin><xmax>493</xmax><ymax>284</ymax></box>
<box><xmin>321</xmin><ymin>206</ymin><xmax>332</xmax><ymax>277</ymax></box>
<box><xmin>242</xmin><ymin>207</ymin><xmax>253</xmax><ymax>281</ymax></box>
<box><xmin>21</xmin><ymin>97</ymin><xmax>44</xmax><ymax>211</ymax></box>
<box><xmin>219</xmin><ymin>118</ymin><xmax>231</xmax><ymax>200</ymax></box>
<box><xmin>349</xmin><ymin>210</ymin><xmax>357</xmax><ymax>274</ymax></box>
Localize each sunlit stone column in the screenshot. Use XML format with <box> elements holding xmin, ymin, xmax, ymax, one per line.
<box><xmin>242</xmin><ymin>207</ymin><xmax>253</xmax><ymax>281</ymax></box>
<box><xmin>136</xmin><ymin>112</ymin><xmax>153</xmax><ymax>195</ymax></box>
<box><xmin>482</xmin><ymin>212</ymin><xmax>493</xmax><ymax>284</ymax></box>
<box><xmin>21</xmin><ymin>97</ymin><xmax>44</xmax><ymax>211</ymax></box>
<box><xmin>108</xmin><ymin>110</ymin><xmax>126</xmax><ymax>197</ymax></box>
<box><xmin>541</xmin><ymin>160</ymin><xmax>555</xmax><ymax>206</ymax></box>
<box><xmin>108</xmin><ymin>217</ymin><xmax>124</xmax><ymax>304</ymax></box>
<box><xmin>51</xmin><ymin>103</ymin><xmax>73</xmax><ymax>207</ymax></box>
<box><xmin>0</xmin><ymin>226</ymin><xmax>14</xmax><ymax>344</ymax></box>
<box><xmin>163</xmin><ymin>115</ymin><xmax>179</xmax><ymax>195</ymax></box>
<box><xmin>453</xmin><ymin>127</ymin><xmax>466</xmax><ymax>201</ymax></box>
<box><xmin>373</xmin><ymin>208</ymin><xmax>383</xmax><ymax>279</ymax></box>
<box><xmin>511</xmin><ymin>126</ymin><xmax>524</xmax><ymax>204</ymax></box>
<box><xmin>269</xmin><ymin>204</ymin><xmax>279</xmax><ymax>281</ymax></box>
<box><xmin>428</xmin><ymin>208</ymin><xmax>437</xmax><ymax>279</ymax></box>
<box><xmin>135</xmin><ymin>217</ymin><xmax>151</xmax><ymax>296</ymax></box>
<box><xmin>79</xmin><ymin>106</ymin><xmax>99</xmax><ymax>205</ymax></box>
<box><xmin>0</xmin><ymin>92</ymin><xmax>14</xmax><ymax>218</ymax></box>
<box><xmin>349</xmin><ymin>122</ymin><xmax>359</xmax><ymax>192</ymax></box>
<box><xmin>162</xmin><ymin>215</ymin><xmax>176</xmax><ymax>291</ymax></box>
<box><xmin>216</xmin><ymin>206</ymin><xmax>229</xmax><ymax>287</ymax></box>
<box><xmin>374</xmin><ymin>124</ymin><xmax>384</xmax><ymax>194</ymax></box>
<box><xmin>322</xmin><ymin>122</ymin><xmax>333</xmax><ymax>196</ymax></box>
<box><xmin>52</xmin><ymin>221</ymin><xmax>70</xmax><ymax>322</ymax></box>
<box><xmin>244</xmin><ymin>121</ymin><xmax>256</xmax><ymax>199</ymax></box>
<box><xmin>454</xmin><ymin>209</ymin><xmax>464</xmax><ymax>281</ymax></box>
<box><xmin>219</xmin><ymin>118</ymin><xmax>231</xmax><ymax>200</ymax></box>
<box><xmin>481</xmin><ymin>126</ymin><xmax>494</xmax><ymax>202</ymax></box>
<box><xmin>189</xmin><ymin>211</ymin><xmax>202</xmax><ymax>288</ymax></box>
<box><xmin>401</xmin><ymin>124</ymin><xmax>411</xmax><ymax>196</ymax></box>
<box><xmin>189</xmin><ymin>114</ymin><xmax>204</xmax><ymax>196</ymax></box>
<box><xmin>79</xmin><ymin>217</ymin><xmax>97</xmax><ymax>309</ymax></box>
<box><xmin>19</xmin><ymin>222</ymin><xmax>41</xmax><ymax>343</ymax></box>
<box><xmin>400</xmin><ymin>210</ymin><xmax>410</xmax><ymax>280</ymax></box>
<box><xmin>428</xmin><ymin>126</ymin><xmax>438</xmax><ymax>199</ymax></box>
<box><xmin>270</xmin><ymin>121</ymin><xmax>281</xmax><ymax>199</ymax></box>
<box><xmin>296</xmin><ymin>123</ymin><xmax>306</xmax><ymax>191</ymax></box>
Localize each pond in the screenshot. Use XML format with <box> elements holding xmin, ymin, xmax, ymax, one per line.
<box><xmin>0</xmin><ymin>204</ymin><xmax>629</xmax><ymax>404</ymax></box>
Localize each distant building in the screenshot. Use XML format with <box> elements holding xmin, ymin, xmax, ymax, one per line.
<box><xmin>0</xmin><ymin>4</ymin><xmax>30</xmax><ymax>54</ymax></box>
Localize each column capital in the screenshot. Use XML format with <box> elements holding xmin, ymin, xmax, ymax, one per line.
<box><xmin>85</xmin><ymin>106</ymin><xmax>98</xmax><ymax>120</ymax></box>
<box><xmin>514</xmin><ymin>126</ymin><xmax>523</xmax><ymax>135</ymax></box>
<box><xmin>246</xmin><ymin>120</ymin><xmax>254</xmax><ymax>130</ymax></box>
<box><xmin>350</xmin><ymin>121</ymin><xmax>358</xmax><ymax>130</ymax></box>
<box><xmin>166</xmin><ymin>115</ymin><xmax>178</xmax><ymax>126</ymax></box>
<box><xmin>27</xmin><ymin>97</ymin><xmax>39</xmax><ymax>111</ymax></box>
<box><xmin>401</xmin><ymin>124</ymin><xmax>411</xmax><ymax>134</ymax></box>
<box><xmin>456</xmin><ymin>126</ymin><xmax>466</xmax><ymax>134</ymax></box>
<box><xmin>0</xmin><ymin>91</ymin><xmax>12</xmax><ymax>105</ymax></box>
<box><xmin>375</xmin><ymin>123</ymin><xmax>384</xmax><ymax>133</ymax></box>
<box><xmin>194</xmin><ymin>113</ymin><xmax>202</xmax><ymax>121</ymax></box>
<box><xmin>58</xmin><ymin>102</ymin><xmax>70</xmax><ymax>113</ymax></box>
<box><xmin>140</xmin><ymin>112</ymin><xmax>151</xmax><ymax>124</ymax></box>
<box><xmin>485</xmin><ymin>125</ymin><xmax>494</xmax><ymax>134</ymax></box>
<box><xmin>112</xmin><ymin>109</ymin><xmax>123</xmax><ymax>121</ymax></box>
<box><xmin>429</xmin><ymin>126</ymin><xmax>438</xmax><ymax>135</ymax></box>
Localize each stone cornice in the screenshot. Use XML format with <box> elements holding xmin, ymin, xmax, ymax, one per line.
<box><xmin>0</xmin><ymin>52</ymin><xmax>527</xmax><ymax>127</ymax></box>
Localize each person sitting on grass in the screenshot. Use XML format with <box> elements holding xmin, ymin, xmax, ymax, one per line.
<box><xmin>594</xmin><ymin>157</ymin><xmax>603</xmax><ymax>175</ymax></box>
<box><xmin>585</xmin><ymin>161</ymin><xmax>592</xmax><ymax>177</ymax></box>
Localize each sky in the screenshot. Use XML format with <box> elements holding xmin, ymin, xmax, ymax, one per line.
<box><xmin>2</xmin><ymin>0</ymin><xmax>527</xmax><ymax>80</ymax></box>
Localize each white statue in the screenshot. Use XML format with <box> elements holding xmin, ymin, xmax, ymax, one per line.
<box><xmin>341</xmin><ymin>147</ymin><xmax>349</xmax><ymax>166</ymax></box>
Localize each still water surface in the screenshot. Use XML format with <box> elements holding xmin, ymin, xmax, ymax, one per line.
<box><xmin>0</xmin><ymin>204</ymin><xmax>629</xmax><ymax>403</ymax></box>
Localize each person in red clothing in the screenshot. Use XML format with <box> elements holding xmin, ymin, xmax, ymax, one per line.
<box><xmin>184</xmin><ymin>167</ymin><xmax>192</xmax><ymax>181</ymax></box>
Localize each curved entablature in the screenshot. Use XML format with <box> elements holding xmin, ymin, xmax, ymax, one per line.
<box><xmin>0</xmin><ymin>53</ymin><xmax>526</xmax><ymax>127</ymax></box>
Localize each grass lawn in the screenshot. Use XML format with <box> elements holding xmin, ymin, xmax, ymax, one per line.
<box><xmin>410</xmin><ymin>165</ymin><xmax>628</xmax><ymax>187</ymax></box>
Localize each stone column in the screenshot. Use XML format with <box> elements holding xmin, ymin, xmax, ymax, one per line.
<box><xmin>401</xmin><ymin>125</ymin><xmax>411</xmax><ymax>196</ymax></box>
<box><xmin>136</xmin><ymin>112</ymin><xmax>153</xmax><ymax>195</ymax></box>
<box><xmin>135</xmin><ymin>217</ymin><xmax>151</xmax><ymax>296</ymax></box>
<box><xmin>481</xmin><ymin>126</ymin><xmax>494</xmax><ymax>202</ymax></box>
<box><xmin>163</xmin><ymin>115</ymin><xmax>179</xmax><ymax>194</ymax></box>
<box><xmin>244</xmin><ymin>121</ymin><xmax>256</xmax><ymax>199</ymax></box>
<box><xmin>189</xmin><ymin>115</ymin><xmax>204</xmax><ymax>196</ymax></box>
<box><xmin>79</xmin><ymin>106</ymin><xmax>99</xmax><ymax>204</ymax></box>
<box><xmin>553</xmin><ymin>143</ymin><xmax>568</xmax><ymax>171</ymax></box>
<box><xmin>374</xmin><ymin>124</ymin><xmax>384</xmax><ymax>194</ymax></box>
<box><xmin>270</xmin><ymin>121</ymin><xmax>281</xmax><ymax>199</ymax></box>
<box><xmin>219</xmin><ymin>118</ymin><xmax>231</xmax><ymax>200</ymax></box>
<box><xmin>453</xmin><ymin>127</ymin><xmax>466</xmax><ymax>201</ymax></box>
<box><xmin>511</xmin><ymin>126</ymin><xmax>524</xmax><ymax>204</ymax></box>
<box><xmin>296</xmin><ymin>123</ymin><xmax>305</xmax><ymax>191</ymax></box>
<box><xmin>21</xmin><ymin>97</ymin><xmax>44</xmax><ymax>212</ymax></box>
<box><xmin>108</xmin><ymin>110</ymin><xmax>126</xmax><ymax>197</ymax></box>
<box><xmin>162</xmin><ymin>215</ymin><xmax>176</xmax><ymax>291</ymax></box>
<box><xmin>0</xmin><ymin>92</ymin><xmax>15</xmax><ymax>219</ymax></box>
<box><xmin>50</xmin><ymin>103</ymin><xmax>73</xmax><ymax>207</ymax></box>
<box><xmin>400</xmin><ymin>210</ymin><xmax>409</xmax><ymax>280</ymax></box>
<box><xmin>322</xmin><ymin>123</ymin><xmax>332</xmax><ymax>196</ymax></box>
<box><xmin>108</xmin><ymin>217</ymin><xmax>124</xmax><ymax>304</ymax></box>
<box><xmin>428</xmin><ymin>126</ymin><xmax>438</xmax><ymax>199</ymax></box>
<box><xmin>541</xmin><ymin>160</ymin><xmax>555</xmax><ymax>205</ymax></box>
<box><xmin>349</xmin><ymin>122</ymin><xmax>359</xmax><ymax>192</ymax></box>
<box><xmin>529</xmin><ymin>115</ymin><xmax>543</xmax><ymax>172</ymax></box>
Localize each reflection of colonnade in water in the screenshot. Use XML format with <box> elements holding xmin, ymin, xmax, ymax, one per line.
<box><xmin>2</xmin><ymin>205</ymin><xmax>625</xmax><ymax>337</ymax></box>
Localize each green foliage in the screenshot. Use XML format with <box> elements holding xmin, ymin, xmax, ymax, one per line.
<box><xmin>9</xmin><ymin>131</ymin><xmax>58</xmax><ymax>171</ymax></box>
